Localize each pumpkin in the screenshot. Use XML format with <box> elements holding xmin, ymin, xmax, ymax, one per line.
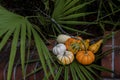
<box><xmin>52</xmin><ymin>43</ymin><xmax>66</xmax><ymax>55</ymax></box>
<box><xmin>57</xmin><ymin>51</ymin><xmax>74</xmax><ymax>65</ymax></box>
<box><xmin>56</xmin><ymin>34</ymin><xmax>71</xmax><ymax>43</ymax></box>
<box><xmin>65</xmin><ymin>38</ymin><xmax>81</xmax><ymax>54</ymax></box>
<box><xmin>88</xmin><ymin>39</ymin><xmax>103</xmax><ymax>53</ymax></box>
<box><xmin>76</xmin><ymin>51</ymin><xmax>95</xmax><ymax>65</ymax></box>
<box><xmin>80</xmin><ymin>39</ymin><xmax>90</xmax><ymax>50</ymax></box>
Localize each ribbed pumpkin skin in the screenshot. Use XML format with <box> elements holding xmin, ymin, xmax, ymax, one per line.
<box><xmin>76</xmin><ymin>51</ymin><xmax>95</xmax><ymax>65</ymax></box>
<box><xmin>52</xmin><ymin>43</ymin><xmax>66</xmax><ymax>55</ymax></box>
<box><xmin>65</xmin><ymin>38</ymin><xmax>81</xmax><ymax>54</ymax></box>
<box><xmin>57</xmin><ymin>51</ymin><xmax>74</xmax><ymax>65</ymax></box>
<box><xmin>56</xmin><ymin>34</ymin><xmax>71</xmax><ymax>43</ymax></box>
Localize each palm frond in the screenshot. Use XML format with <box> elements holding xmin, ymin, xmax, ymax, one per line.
<box><xmin>59</xmin><ymin>12</ymin><xmax>96</xmax><ymax>20</ymax></box>
<box><xmin>70</xmin><ymin>63</ymin><xmax>79</xmax><ymax>80</ymax></box>
<box><xmin>50</xmin><ymin>0</ymin><xmax>96</xmax><ymax>35</ymax></box>
<box><xmin>54</xmin><ymin>67</ymin><xmax>63</xmax><ymax>80</ymax></box>
<box><xmin>61</xmin><ymin>25</ymin><xmax>93</xmax><ymax>36</ymax></box>
<box><xmin>64</xmin><ymin>0</ymin><xmax>79</xmax><ymax>11</ymax></box>
<box><xmin>0</xmin><ymin>28</ymin><xmax>15</xmax><ymax>51</ymax></box>
<box><xmin>52</xmin><ymin>0</ymin><xmax>65</xmax><ymax>20</ymax></box>
<box><xmin>0</xmin><ymin>6</ymin><xmax>55</xmax><ymax>80</ymax></box>
<box><xmin>73</xmin><ymin>62</ymin><xmax>86</xmax><ymax>80</ymax></box>
<box><xmin>85</xmin><ymin>66</ymin><xmax>102</xmax><ymax>80</ymax></box>
<box><xmin>58</xmin><ymin>21</ymin><xmax>97</xmax><ymax>25</ymax></box>
<box><xmin>65</xmin><ymin>0</ymin><xmax>72</xmax><ymax>6</ymax></box>
<box><xmin>64</xmin><ymin>66</ymin><xmax>69</xmax><ymax>80</ymax></box>
<box><xmin>79</xmin><ymin>65</ymin><xmax>95</xmax><ymax>80</ymax></box>
<box><xmin>62</xmin><ymin>0</ymin><xmax>95</xmax><ymax>16</ymax></box>
<box><xmin>20</xmin><ymin>22</ymin><xmax>26</xmax><ymax>78</ymax></box>
<box><xmin>90</xmin><ymin>64</ymin><xmax>114</xmax><ymax>73</ymax></box>
<box><xmin>7</xmin><ymin>27</ymin><xmax>20</xmax><ymax>80</ymax></box>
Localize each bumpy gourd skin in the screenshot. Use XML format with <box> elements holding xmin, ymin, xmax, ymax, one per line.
<box><xmin>80</xmin><ymin>39</ymin><xmax>90</xmax><ymax>50</ymax></box>
<box><xmin>65</xmin><ymin>38</ymin><xmax>81</xmax><ymax>54</ymax></box>
<box><xmin>88</xmin><ymin>39</ymin><xmax>103</xmax><ymax>53</ymax></box>
<box><xmin>76</xmin><ymin>51</ymin><xmax>95</xmax><ymax>65</ymax></box>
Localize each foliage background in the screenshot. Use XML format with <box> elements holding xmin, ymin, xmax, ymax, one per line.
<box><xmin>0</xmin><ymin>0</ymin><xmax>120</xmax><ymax>80</ymax></box>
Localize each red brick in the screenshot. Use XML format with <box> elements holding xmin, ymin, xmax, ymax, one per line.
<box><xmin>101</xmin><ymin>51</ymin><xmax>112</xmax><ymax>77</ymax></box>
<box><xmin>103</xmin><ymin>31</ymin><xmax>112</xmax><ymax>45</ymax></box>
<box><xmin>114</xmin><ymin>49</ymin><xmax>120</xmax><ymax>78</ymax></box>
<box><xmin>114</xmin><ymin>31</ymin><xmax>120</xmax><ymax>45</ymax></box>
<box><xmin>101</xmin><ymin>31</ymin><xmax>120</xmax><ymax>78</ymax></box>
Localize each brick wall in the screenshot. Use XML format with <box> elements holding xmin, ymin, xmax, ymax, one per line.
<box><xmin>101</xmin><ymin>31</ymin><xmax>120</xmax><ymax>78</ymax></box>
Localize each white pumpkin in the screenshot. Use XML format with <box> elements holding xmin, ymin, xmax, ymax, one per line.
<box><xmin>52</xmin><ymin>43</ymin><xmax>66</xmax><ymax>55</ymax></box>
<box><xmin>57</xmin><ymin>51</ymin><xmax>74</xmax><ymax>65</ymax></box>
<box><xmin>56</xmin><ymin>34</ymin><xmax>71</xmax><ymax>43</ymax></box>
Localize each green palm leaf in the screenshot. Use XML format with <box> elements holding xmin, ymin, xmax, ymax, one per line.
<box><xmin>70</xmin><ymin>63</ymin><xmax>79</xmax><ymax>80</ymax></box>
<box><xmin>85</xmin><ymin>66</ymin><xmax>102</xmax><ymax>79</ymax></box>
<box><xmin>0</xmin><ymin>29</ymin><xmax>9</xmax><ymax>37</ymax></box>
<box><xmin>32</xmin><ymin>28</ymin><xmax>54</xmax><ymax>79</ymax></box>
<box><xmin>65</xmin><ymin>0</ymin><xmax>72</xmax><ymax>7</ymax></box>
<box><xmin>60</xmin><ymin>12</ymin><xmax>96</xmax><ymax>20</ymax></box>
<box><xmin>61</xmin><ymin>25</ymin><xmax>93</xmax><ymax>36</ymax></box>
<box><xmin>79</xmin><ymin>65</ymin><xmax>95</xmax><ymax>80</ymax></box>
<box><xmin>54</xmin><ymin>67</ymin><xmax>63</xmax><ymax>80</ymax></box>
<box><xmin>0</xmin><ymin>27</ymin><xmax>15</xmax><ymax>51</ymax></box>
<box><xmin>62</xmin><ymin>0</ymin><xmax>95</xmax><ymax>16</ymax></box>
<box><xmin>52</xmin><ymin>0</ymin><xmax>65</xmax><ymax>20</ymax></box>
<box><xmin>49</xmin><ymin>0</ymin><xmax>96</xmax><ymax>35</ymax></box>
<box><xmin>7</xmin><ymin>26</ymin><xmax>20</xmax><ymax>80</ymax></box>
<box><xmin>0</xmin><ymin>6</ymin><xmax>55</xmax><ymax>80</ymax></box>
<box><xmin>73</xmin><ymin>62</ymin><xmax>86</xmax><ymax>80</ymax></box>
<box><xmin>64</xmin><ymin>66</ymin><xmax>69</xmax><ymax>80</ymax></box>
<box><xmin>64</xmin><ymin>0</ymin><xmax>79</xmax><ymax>11</ymax></box>
<box><xmin>90</xmin><ymin>64</ymin><xmax>114</xmax><ymax>73</ymax></box>
<box><xmin>20</xmin><ymin>22</ymin><xmax>26</xmax><ymax>78</ymax></box>
<box><xmin>58</xmin><ymin>21</ymin><xmax>97</xmax><ymax>25</ymax></box>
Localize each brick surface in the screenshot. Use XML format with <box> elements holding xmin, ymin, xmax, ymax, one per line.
<box><xmin>114</xmin><ymin>49</ymin><xmax>120</xmax><ymax>78</ymax></box>
<box><xmin>101</xmin><ymin>31</ymin><xmax>120</xmax><ymax>78</ymax></box>
<box><xmin>101</xmin><ymin>47</ymin><xmax>112</xmax><ymax>77</ymax></box>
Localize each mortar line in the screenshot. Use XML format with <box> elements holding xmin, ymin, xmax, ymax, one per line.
<box><xmin>112</xmin><ymin>32</ymin><xmax>115</xmax><ymax>78</ymax></box>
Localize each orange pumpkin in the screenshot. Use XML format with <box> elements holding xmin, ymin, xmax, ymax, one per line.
<box><xmin>76</xmin><ymin>51</ymin><xmax>95</xmax><ymax>65</ymax></box>
<box><xmin>65</xmin><ymin>38</ymin><xmax>81</xmax><ymax>54</ymax></box>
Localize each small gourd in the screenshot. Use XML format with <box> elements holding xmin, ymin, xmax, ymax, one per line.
<box><xmin>80</xmin><ymin>39</ymin><xmax>90</xmax><ymax>50</ymax></box>
<box><xmin>56</xmin><ymin>34</ymin><xmax>71</xmax><ymax>43</ymax></box>
<box><xmin>65</xmin><ymin>38</ymin><xmax>81</xmax><ymax>54</ymax></box>
<box><xmin>88</xmin><ymin>39</ymin><xmax>103</xmax><ymax>53</ymax></box>
<box><xmin>76</xmin><ymin>51</ymin><xmax>95</xmax><ymax>65</ymax></box>
<box><xmin>57</xmin><ymin>51</ymin><xmax>74</xmax><ymax>65</ymax></box>
<box><xmin>52</xmin><ymin>43</ymin><xmax>66</xmax><ymax>55</ymax></box>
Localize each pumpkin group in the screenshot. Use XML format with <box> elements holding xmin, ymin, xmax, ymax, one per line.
<box><xmin>76</xmin><ymin>51</ymin><xmax>95</xmax><ymax>65</ymax></box>
<box><xmin>52</xmin><ymin>34</ymin><xmax>103</xmax><ymax>66</ymax></box>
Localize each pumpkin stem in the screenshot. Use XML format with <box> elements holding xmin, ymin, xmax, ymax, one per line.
<box><xmin>81</xmin><ymin>39</ymin><xmax>88</xmax><ymax>54</ymax></box>
<box><xmin>73</xmin><ymin>36</ymin><xmax>88</xmax><ymax>54</ymax></box>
